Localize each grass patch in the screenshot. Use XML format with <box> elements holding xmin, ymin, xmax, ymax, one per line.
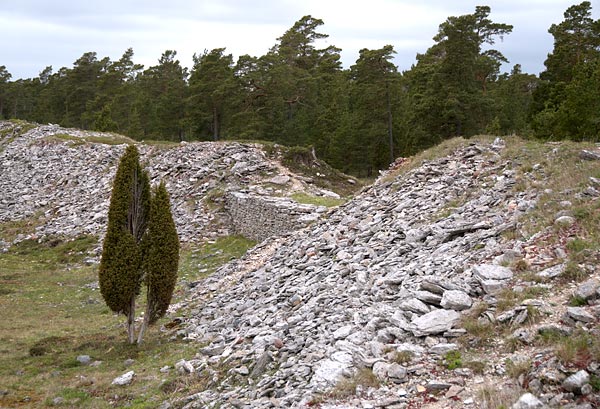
<box><xmin>443</xmin><ymin>350</ymin><xmax>462</xmax><ymax>370</ymax></box>
<box><xmin>463</xmin><ymin>359</ymin><xmax>487</xmax><ymax>374</ymax></box>
<box><xmin>290</xmin><ymin>192</ymin><xmax>346</xmax><ymax>208</ymax></box>
<box><xmin>328</xmin><ymin>368</ymin><xmax>380</xmax><ymax>399</ymax></box>
<box><xmin>0</xmin><ymin>212</ymin><xmax>47</xmax><ymax>243</ymax></box>
<box><xmin>536</xmin><ymin>328</ymin><xmax>600</xmax><ymax>370</ymax></box>
<box><xmin>178</xmin><ymin>235</ymin><xmax>256</xmax><ymax>284</ymax></box>
<box><xmin>477</xmin><ymin>383</ymin><xmax>522</xmax><ymax>409</ymax></box>
<box><xmin>569</xmin><ymin>295</ymin><xmax>588</xmax><ymax>307</ymax></box>
<box><xmin>50</xmin><ymin>132</ymin><xmax>135</xmax><ymax>146</ymax></box>
<box><xmin>391</xmin><ymin>350</ymin><xmax>414</xmax><ymax>365</ymax></box>
<box><xmin>0</xmin><ymin>233</ymin><xmax>253</xmax><ymax>408</ymax></box>
<box><xmin>505</xmin><ymin>358</ymin><xmax>530</xmax><ymax>379</ymax></box>
<box><xmin>560</xmin><ymin>261</ymin><xmax>588</xmax><ymax>282</ymax></box>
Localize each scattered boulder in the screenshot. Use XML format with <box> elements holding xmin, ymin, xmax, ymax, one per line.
<box><xmin>411</xmin><ymin>309</ymin><xmax>460</xmax><ymax>336</ymax></box>
<box><xmin>562</xmin><ymin>370</ymin><xmax>590</xmax><ymax>394</ymax></box>
<box><xmin>111</xmin><ymin>371</ymin><xmax>135</xmax><ymax>386</ymax></box>
<box><xmin>440</xmin><ymin>290</ymin><xmax>472</xmax><ymax>311</ymax></box>
<box><xmin>76</xmin><ymin>355</ymin><xmax>91</xmax><ymax>365</ymax></box>
<box><xmin>574</xmin><ymin>279</ymin><xmax>600</xmax><ymax>301</ymax></box>
<box><xmin>512</xmin><ymin>393</ymin><xmax>546</xmax><ymax>409</ymax></box>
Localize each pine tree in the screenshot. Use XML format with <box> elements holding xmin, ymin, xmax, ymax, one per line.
<box><xmin>137</xmin><ymin>182</ymin><xmax>179</xmax><ymax>344</ymax></box>
<box><xmin>99</xmin><ymin>145</ymin><xmax>150</xmax><ymax>343</ymax></box>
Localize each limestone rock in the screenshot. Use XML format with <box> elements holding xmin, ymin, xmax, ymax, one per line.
<box><xmin>511</xmin><ymin>393</ymin><xmax>546</xmax><ymax>409</ymax></box>
<box><xmin>579</xmin><ymin>149</ymin><xmax>600</xmax><ymax>161</ymax></box>
<box><xmin>473</xmin><ymin>264</ymin><xmax>513</xmax><ymax>281</ymax></box>
<box><xmin>536</xmin><ymin>263</ymin><xmax>565</xmax><ymax>279</ymax></box>
<box><xmin>111</xmin><ymin>371</ymin><xmax>135</xmax><ymax>386</ymax></box>
<box><xmin>76</xmin><ymin>355</ymin><xmax>91</xmax><ymax>365</ymax></box>
<box><xmin>411</xmin><ymin>309</ymin><xmax>460</xmax><ymax>336</ymax></box>
<box><xmin>566</xmin><ymin>307</ymin><xmax>595</xmax><ymax>323</ymax></box>
<box><xmin>562</xmin><ymin>370</ymin><xmax>590</xmax><ymax>393</ymax></box>
<box><xmin>574</xmin><ymin>278</ymin><xmax>600</xmax><ymax>301</ymax></box>
<box><xmin>440</xmin><ymin>290</ymin><xmax>472</xmax><ymax>311</ymax></box>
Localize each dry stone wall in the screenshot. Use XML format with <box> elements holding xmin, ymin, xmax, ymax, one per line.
<box><xmin>225</xmin><ymin>192</ymin><xmax>327</xmax><ymax>242</ymax></box>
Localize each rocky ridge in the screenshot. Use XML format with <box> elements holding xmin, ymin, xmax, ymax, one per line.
<box><xmin>169</xmin><ymin>139</ymin><xmax>600</xmax><ymax>408</ymax></box>
<box><xmin>0</xmin><ymin>121</ymin><xmax>350</xmax><ymax>250</ymax></box>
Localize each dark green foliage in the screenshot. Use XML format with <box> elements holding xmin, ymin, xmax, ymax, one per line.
<box><xmin>99</xmin><ymin>146</ymin><xmax>178</xmax><ymax>343</ymax></box>
<box><xmin>99</xmin><ymin>145</ymin><xmax>150</xmax><ymax>316</ymax></box>
<box><xmin>444</xmin><ymin>350</ymin><xmax>462</xmax><ymax>370</ymax></box>
<box><xmin>406</xmin><ymin>6</ymin><xmax>513</xmax><ymax>146</ymax></box>
<box><xmin>4</xmin><ymin>5</ymin><xmax>600</xmax><ymax>171</ymax></box>
<box><xmin>531</xmin><ymin>2</ymin><xmax>600</xmax><ymax>140</ymax></box>
<box><xmin>144</xmin><ymin>182</ymin><xmax>179</xmax><ymax>324</ymax></box>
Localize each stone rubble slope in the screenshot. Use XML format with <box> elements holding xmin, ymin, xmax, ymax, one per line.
<box><xmin>0</xmin><ymin>121</ymin><xmax>343</xmax><ymax>249</ymax></box>
<box><xmin>172</xmin><ymin>139</ymin><xmax>600</xmax><ymax>409</ymax></box>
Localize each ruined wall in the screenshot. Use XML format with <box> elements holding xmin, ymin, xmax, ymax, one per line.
<box><xmin>224</xmin><ymin>192</ymin><xmax>326</xmax><ymax>242</ymax></box>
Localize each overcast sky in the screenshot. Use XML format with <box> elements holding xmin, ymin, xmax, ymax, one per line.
<box><xmin>1</xmin><ymin>0</ymin><xmax>596</xmax><ymax>80</ymax></box>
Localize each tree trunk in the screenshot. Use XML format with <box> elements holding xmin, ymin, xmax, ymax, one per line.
<box><xmin>213</xmin><ymin>106</ymin><xmax>219</xmax><ymax>141</ymax></box>
<box><xmin>127</xmin><ymin>295</ymin><xmax>136</xmax><ymax>344</ymax></box>
<box><xmin>136</xmin><ymin>303</ymin><xmax>150</xmax><ymax>344</ymax></box>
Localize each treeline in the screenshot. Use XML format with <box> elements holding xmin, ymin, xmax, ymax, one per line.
<box><xmin>0</xmin><ymin>3</ymin><xmax>598</xmax><ymax>176</ymax></box>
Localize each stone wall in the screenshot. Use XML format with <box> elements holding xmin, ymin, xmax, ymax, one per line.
<box><xmin>224</xmin><ymin>191</ymin><xmax>326</xmax><ymax>242</ymax></box>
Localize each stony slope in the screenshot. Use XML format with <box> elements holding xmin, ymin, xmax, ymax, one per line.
<box><xmin>169</xmin><ymin>138</ymin><xmax>600</xmax><ymax>408</ymax></box>
<box><xmin>0</xmin><ymin>121</ymin><xmax>355</xmax><ymax>251</ymax></box>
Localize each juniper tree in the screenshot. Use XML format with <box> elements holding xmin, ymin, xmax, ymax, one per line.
<box><xmin>99</xmin><ymin>145</ymin><xmax>150</xmax><ymax>343</ymax></box>
<box><xmin>99</xmin><ymin>145</ymin><xmax>180</xmax><ymax>344</ymax></box>
<box><xmin>137</xmin><ymin>182</ymin><xmax>180</xmax><ymax>344</ymax></box>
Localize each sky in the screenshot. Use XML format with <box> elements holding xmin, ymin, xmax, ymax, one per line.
<box><xmin>1</xmin><ymin>0</ymin><xmax>597</xmax><ymax>80</ymax></box>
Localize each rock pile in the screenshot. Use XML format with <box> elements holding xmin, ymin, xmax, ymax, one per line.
<box><xmin>0</xmin><ymin>121</ymin><xmax>342</xmax><ymax>248</ymax></box>
<box><xmin>169</xmin><ymin>140</ymin><xmax>600</xmax><ymax>408</ymax></box>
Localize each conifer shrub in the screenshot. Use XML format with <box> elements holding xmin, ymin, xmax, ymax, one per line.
<box><xmin>99</xmin><ymin>145</ymin><xmax>179</xmax><ymax>344</ymax></box>
<box><xmin>137</xmin><ymin>182</ymin><xmax>180</xmax><ymax>343</ymax></box>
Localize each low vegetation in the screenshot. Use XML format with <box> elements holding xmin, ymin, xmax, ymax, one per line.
<box><xmin>0</xmin><ymin>231</ymin><xmax>255</xmax><ymax>407</ymax></box>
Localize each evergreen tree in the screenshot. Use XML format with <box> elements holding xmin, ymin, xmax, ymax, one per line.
<box><xmin>407</xmin><ymin>6</ymin><xmax>512</xmax><ymax>144</ymax></box>
<box><xmin>530</xmin><ymin>2</ymin><xmax>600</xmax><ymax>140</ymax></box>
<box><xmin>187</xmin><ymin>48</ymin><xmax>237</xmax><ymax>140</ymax></box>
<box><xmin>488</xmin><ymin>64</ymin><xmax>538</xmax><ymax>135</ymax></box>
<box><xmin>137</xmin><ymin>182</ymin><xmax>179</xmax><ymax>343</ymax></box>
<box><xmin>348</xmin><ymin>45</ymin><xmax>401</xmax><ymax>175</ymax></box>
<box><xmin>0</xmin><ymin>66</ymin><xmax>12</xmax><ymax>118</ymax></box>
<box><xmin>99</xmin><ymin>145</ymin><xmax>151</xmax><ymax>343</ymax></box>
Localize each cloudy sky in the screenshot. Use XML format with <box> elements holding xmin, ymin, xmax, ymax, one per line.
<box><xmin>1</xmin><ymin>0</ymin><xmax>596</xmax><ymax>80</ymax></box>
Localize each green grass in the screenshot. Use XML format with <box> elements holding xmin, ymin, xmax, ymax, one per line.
<box><xmin>178</xmin><ymin>235</ymin><xmax>256</xmax><ymax>283</ymax></box>
<box><xmin>290</xmin><ymin>192</ymin><xmax>346</xmax><ymax>208</ymax></box>
<box><xmin>444</xmin><ymin>350</ymin><xmax>462</xmax><ymax>370</ymax></box>
<box><xmin>0</xmin><ymin>213</ymin><xmax>47</xmax><ymax>243</ymax></box>
<box><xmin>49</xmin><ymin>132</ymin><xmax>135</xmax><ymax>146</ymax></box>
<box><xmin>0</xmin><ymin>234</ymin><xmax>255</xmax><ymax>408</ymax></box>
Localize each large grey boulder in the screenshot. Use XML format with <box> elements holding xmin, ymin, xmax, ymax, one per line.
<box><xmin>473</xmin><ymin>264</ymin><xmax>513</xmax><ymax>294</ymax></box>
<box><xmin>440</xmin><ymin>290</ymin><xmax>472</xmax><ymax>311</ymax></box>
<box><xmin>512</xmin><ymin>393</ymin><xmax>546</xmax><ymax>409</ymax></box>
<box><xmin>411</xmin><ymin>309</ymin><xmax>460</xmax><ymax>336</ymax></box>
<box><xmin>563</xmin><ymin>370</ymin><xmax>590</xmax><ymax>393</ymax></box>
<box><xmin>566</xmin><ymin>307</ymin><xmax>595</xmax><ymax>323</ymax></box>
<box><xmin>111</xmin><ymin>370</ymin><xmax>135</xmax><ymax>386</ymax></box>
<box><xmin>574</xmin><ymin>278</ymin><xmax>600</xmax><ymax>301</ymax></box>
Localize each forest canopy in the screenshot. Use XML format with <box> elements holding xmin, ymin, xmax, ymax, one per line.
<box><xmin>1</xmin><ymin>3</ymin><xmax>598</xmax><ymax>176</ymax></box>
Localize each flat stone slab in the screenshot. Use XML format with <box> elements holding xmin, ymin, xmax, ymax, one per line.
<box><xmin>411</xmin><ymin>309</ymin><xmax>460</xmax><ymax>336</ymax></box>
<box><xmin>567</xmin><ymin>307</ymin><xmax>595</xmax><ymax>323</ymax></box>
<box><xmin>441</xmin><ymin>290</ymin><xmax>472</xmax><ymax>311</ymax></box>
<box><xmin>473</xmin><ymin>264</ymin><xmax>513</xmax><ymax>281</ymax></box>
